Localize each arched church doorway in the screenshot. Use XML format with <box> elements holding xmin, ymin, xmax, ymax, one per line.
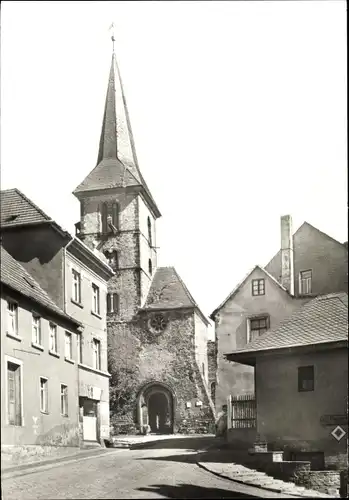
<box><xmin>137</xmin><ymin>382</ymin><xmax>174</xmax><ymax>434</ymax></box>
<box><xmin>148</xmin><ymin>392</ymin><xmax>169</xmax><ymax>433</ymax></box>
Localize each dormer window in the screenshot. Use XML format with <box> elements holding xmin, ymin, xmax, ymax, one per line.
<box><xmin>147</xmin><ymin>216</ymin><xmax>152</xmax><ymax>247</ymax></box>
<box><xmin>101</xmin><ymin>202</ymin><xmax>119</xmax><ymax>234</ymax></box>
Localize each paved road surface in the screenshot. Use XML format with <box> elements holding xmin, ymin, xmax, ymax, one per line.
<box><xmin>2</xmin><ymin>438</ymin><xmax>287</xmax><ymax>499</ymax></box>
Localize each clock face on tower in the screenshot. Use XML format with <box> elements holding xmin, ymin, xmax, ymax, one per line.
<box><xmin>147</xmin><ymin>313</ymin><xmax>168</xmax><ymax>335</ymax></box>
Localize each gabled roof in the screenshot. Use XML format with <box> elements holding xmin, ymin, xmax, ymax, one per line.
<box><xmin>0</xmin><ymin>246</ymin><xmax>81</xmax><ymax>327</ymax></box>
<box><xmin>1</xmin><ymin>188</ymin><xmax>114</xmax><ymax>279</ymax></box>
<box><xmin>143</xmin><ymin>266</ymin><xmax>209</xmax><ymax>325</ymax></box>
<box><xmin>0</xmin><ymin>188</ymin><xmax>51</xmax><ymax>227</ymax></box>
<box><xmin>210</xmin><ymin>265</ymin><xmax>289</xmax><ymax>320</ymax></box>
<box><xmin>225</xmin><ymin>292</ymin><xmax>348</xmax><ymax>364</ymax></box>
<box><xmin>265</xmin><ymin>221</ymin><xmax>347</xmax><ymax>271</ymax></box>
<box><xmin>73</xmin><ymin>53</ymin><xmax>161</xmax><ymax>218</ymax></box>
<box><xmin>299</xmin><ymin>221</ymin><xmax>347</xmax><ymax>248</ymax></box>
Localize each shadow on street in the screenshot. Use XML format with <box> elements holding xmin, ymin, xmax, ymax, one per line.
<box><xmin>131</xmin><ymin>436</ymin><xmax>226</xmax><ymax>452</ymax></box>
<box><xmin>137</xmin><ymin>483</ymin><xmax>260</xmax><ymax>498</ymax></box>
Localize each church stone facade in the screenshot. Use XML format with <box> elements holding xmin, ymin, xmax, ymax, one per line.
<box><xmin>73</xmin><ymin>52</ymin><xmax>215</xmax><ymax>435</ymax></box>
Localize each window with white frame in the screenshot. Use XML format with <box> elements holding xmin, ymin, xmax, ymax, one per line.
<box><xmin>92</xmin><ymin>284</ymin><xmax>100</xmax><ymax>315</ymax></box>
<box><xmin>299</xmin><ymin>270</ymin><xmax>312</xmax><ymax>295</ymax></box>
<box><xmin>7</xmin><ymin>361</ymin><xmax>22</xmax><ymax>426</ymax></box>
<box><xmin>76</xmin><ymin>334</ymin><xmax>83</xmax><ymax>364</ymax></box>
<box><xmin>49</xmin><ymin>323</ymin><xmax>58</xmax><ymax>353</ymax></box>
<box><xmin>40</xmin><ymin>377</ymin><xmax>48</xmax><ymax>413</ymax></box>
<box><xmin>7</xmin><ymin>300</ymin><xmax>18</xmax><ymax>336</ymax></box>
<box><xmin>32</xmin><ymin>314</ymin><xmax>42</xmax><ymax>345</ymax></box>
<box><xmin>60</xmin><ymin>384</ymin><xmax>68</xmax><ymax>416</ymax></box>
<box><xmin>252</xmin><ymin>279</ymin><xmax>265</xmax><ymax>296</ymax></box>
<box><xmin>92</xmin><ymin>338</ymin><xmax>101</xmax><ymax>370</ymax></box>
<box><xmin>248</xmin><ymin>316</ymin><xmax>269</xmax><ymax>342</ymax></box>
<box><xmin>65</xmin><ymin>332</ymin><xmax>73</xmax><ymax>360</ymax></box>
<box><xmin>72</xmin><ymin>269</ymin><xmax>81</xmax><ymax>303</ymax></box>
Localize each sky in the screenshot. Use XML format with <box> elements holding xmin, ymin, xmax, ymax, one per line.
<box><xmin>1</xmin><ymin>1</ymin><xmax>347</xmax><ymax>338</ymax></box>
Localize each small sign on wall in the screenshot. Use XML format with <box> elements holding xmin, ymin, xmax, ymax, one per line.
<box><xmin>186</xmin><ymin>402</ymin><xmax>192</xmax><ymax>408</ymax></box>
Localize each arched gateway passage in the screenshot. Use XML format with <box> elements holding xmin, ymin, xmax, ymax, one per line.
<box><xmin>137</xmin><ymin>382</ymin><xmax>174</xmax><ymax>434</ymax></box>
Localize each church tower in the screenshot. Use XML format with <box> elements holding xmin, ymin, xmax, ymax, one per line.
<box><xmin>74</xmin><ymin>46</ymin><xmax>215</xmax><ymax>435</ymax></box>
<box><xmin>73</xmin><ymin>52</ymin><xmax>160</xmax><ymax>317</ymax></box>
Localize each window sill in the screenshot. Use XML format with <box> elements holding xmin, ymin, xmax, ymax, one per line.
<box><xmin>49</xmin><ymin>350</ymin><xmax>60</xmax><ymax>358</ymax></box>
<box><xmin>32</xmin><ymin>342</ymin><xmax>44</xmax><ymax>351</ymax></box>
<box><xmin>91</xmin><ymin>311</ymin><xmax>102</xmax><ymax>320</ymax></box>
<box><xmin>71</xmin><ymin>299</ymin><xmax>84</xmax><ymax>309</ymax></box>
<box><xmin>61</xmin><ymin>414</ymin><xmax>69</xmax><ymax>418</ymax></box>
<box><xmin>65</xmin><ymin>357</ymin><xmax>75</xmax><ymax>364</ymax></box>
<box><xmin>6</xmin><ymin>332</ymin><xmax>22</xmax><ymax>341</ymax></box>
<box><xmin>40</xmin><ymin>410</ymin><xmax>49</xmax><ymax>415</ymax></box>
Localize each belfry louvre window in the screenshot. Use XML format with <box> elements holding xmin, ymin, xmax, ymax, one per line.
<box><xmin>7</xmin><ymin>362</ymin><xmax>22</xmax><ymax>426</ymax></box>
<box><xmin>299</xmin><ymin>270</ymin><xmax>312</xmax><ymax>295</ymax></box>
<box><xmin>252</xmin><ymin>279</ymin><xmax>265</xmax><ymax>296</ymax></box>
<box><xmin>107</xmin><ymin>293</ymin><xmax>119</xmax><ymax>314</ymax></box>
<box><xmin>101</xmin><ymin>202</ymin><xmax>119</xmax><ymax>233</ymax></box>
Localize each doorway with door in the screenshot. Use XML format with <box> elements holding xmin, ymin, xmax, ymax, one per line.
<box><xmin>81</xmin><ymin>398</ymin><xmax>98</xmax><ymax>441</ymax></box>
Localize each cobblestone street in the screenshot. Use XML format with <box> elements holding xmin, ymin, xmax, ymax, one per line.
<box><xmin>2</xmin><ymin>438</ymin><xmax>295</xmax><ymax>500</ymax></box>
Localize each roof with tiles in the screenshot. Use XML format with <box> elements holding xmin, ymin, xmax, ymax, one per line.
<box><xmin>226</xmin><ymin>292</ymin><xmax>348</xmax><ymax>360</ymax></box>
<box><xmin>144</xmin><ymin>266</ymin><xmax>208</xmax><ymax>324</ymax></box>
<box><xmin>1</xmin><ymin>188</ymin><xmax>51</xmax><ymax>227</ymax></box>
<box><xmin>0</xmin><ymin>246</ymin><xmax>80</xmax><ymax>326</ymax></box>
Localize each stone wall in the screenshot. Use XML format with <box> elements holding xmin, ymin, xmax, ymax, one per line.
<box><xmin>296</xmin><ymin>470</ymin><xmax>341</xmax><ymax>496</ymax></box>
<box><xmin>108</xmin><ymin>309</ymin><xmax>215</xmax><ymax>434</ymax></box>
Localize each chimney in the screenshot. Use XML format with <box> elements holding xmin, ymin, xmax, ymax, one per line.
<box><xmin>280</xmin><ymin>215</ymin><xmax>294</xmax><ymax>295</ymax></box>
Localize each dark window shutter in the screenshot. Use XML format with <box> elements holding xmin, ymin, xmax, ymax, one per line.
<box><xmin>107</xmin><ymin>293</ymin><xmax>111</xmax><ymax>313</ymax></box>
<box><xmin>112</xmin><ymin>203</ymin><xmax>119</xmax><ymax>229</ymax></box>
<box><xmin>113</xmin><ymin>293</ymin><xmax>119</xmax><ymax>314</ymax></box>
<box><xmin>102</xmin><ymin>203</ymin><xmax>108</xmax><ymax>233</ymax></box>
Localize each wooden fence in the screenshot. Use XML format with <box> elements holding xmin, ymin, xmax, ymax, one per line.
<box><xmin>228</xmin><ymin>394</ymin><xmax>256</xmax><ymax>429</ymax></box>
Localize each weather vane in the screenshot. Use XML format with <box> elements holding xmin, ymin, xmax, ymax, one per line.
<box><xmin>109</xmin><ymin>22</ymin><xmax>116</xmax><ymax>52</ymax></box>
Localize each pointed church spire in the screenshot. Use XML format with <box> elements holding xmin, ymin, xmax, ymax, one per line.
<box><xmin>97</xmin><ymin>39</ymin><xmax>139</xmax><ymax>173</ymax></box>
<box><xmin>73</xmin><ymin>30</ymin><xmax>161</xmax><ymax>218</ymax></box>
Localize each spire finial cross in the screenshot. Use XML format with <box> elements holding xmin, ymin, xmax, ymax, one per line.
<box><xmin>109</xmin><ymin>22</ymin><xmax>116</xmax><ymax>53</ymax></box>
